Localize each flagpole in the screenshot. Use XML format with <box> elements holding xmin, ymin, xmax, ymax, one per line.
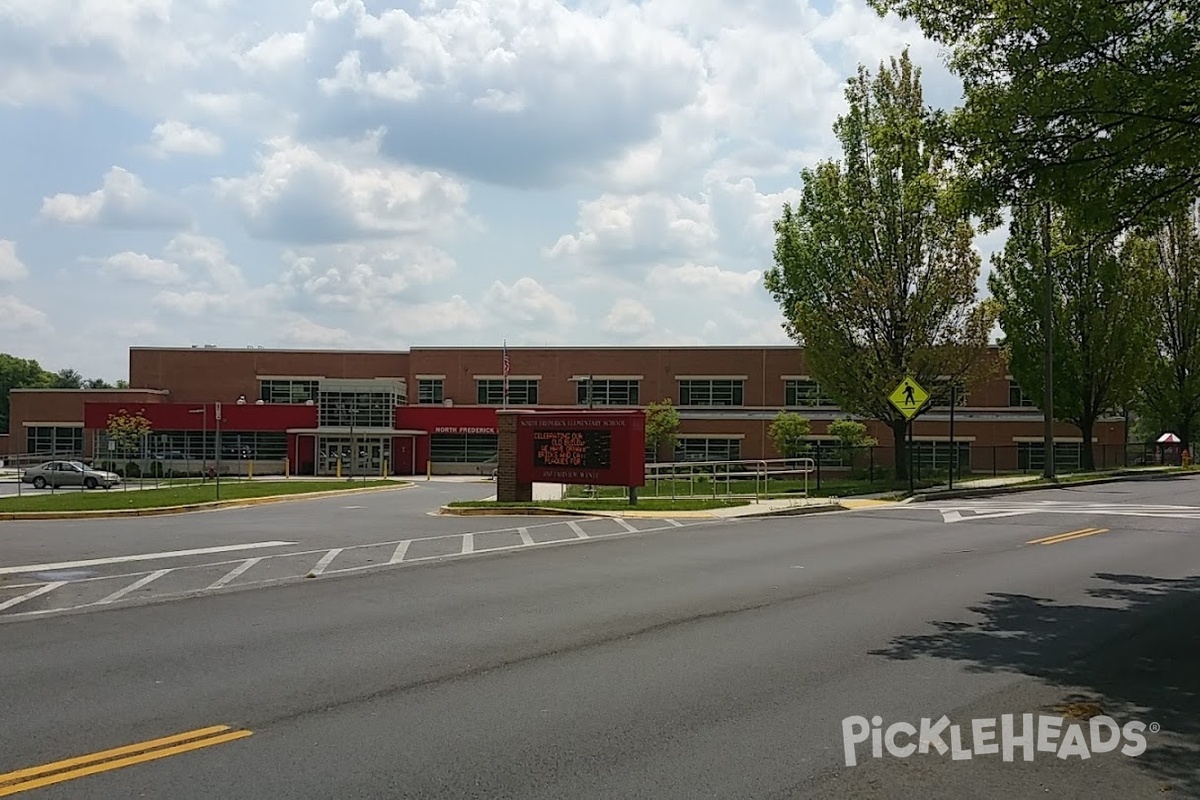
<box><xmin>502</xmin><ymin>339</ymin><xmax>509</xmax><ymax>410</ymax></box>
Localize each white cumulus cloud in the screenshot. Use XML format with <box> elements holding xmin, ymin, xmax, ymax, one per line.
<box><xmin>96</xmin><ymin>252</ymin><xmax>186</xmax><ymax>285</ymax></box>
<box><xmin>150</xmin><ymin>120</ymin><xmax>223</xmax><ymax>157</ymax></box>
<box><xmin>0</xmin><ymin>294</ymin><xmax>49</xmax><ymax>330</ymax></box>
<box><xmin>0</xmin><ymin>240</ymin><xmax>29</xmax><ymax>281</ymax></box>
<box><xmin>602</xmin><ymin>298</ymin><xmax>655</xmax><ymax>337</ymax></box>
<box><xmin>213</xmin><ymin>137</ymin><xmax>469</xmax><ymax>243</ymax></box>
<box><xmin>39</xmin><ymin>167</ymin><xmax>190</xmax><ymax>229</ymax></box>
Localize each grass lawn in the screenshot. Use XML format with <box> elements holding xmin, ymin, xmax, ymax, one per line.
<box><xmin>0</xmin><ymin>480</ymin><xmax>401</xmax><ymax>512</ymax></box>
<box><xmin>448</xmin><ymin>498</ymin><xmax>748</xmax><ymax>512</ymax></box>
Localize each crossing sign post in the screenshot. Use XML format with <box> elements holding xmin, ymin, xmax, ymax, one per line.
<box><xmin>888</xmin><ymin>377</ymin><xmax>929</xmax><ymax>420</ymax></box>
<box><xmin>888</xmin><ymin>377</ymin><xmax>929</xmax><ymax>495</ymax></box>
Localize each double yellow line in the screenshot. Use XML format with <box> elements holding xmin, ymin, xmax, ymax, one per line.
<box><xmin>1027</xmin><ymin>527</ymin><xmax>1110</xmax><ymax>546</ymax></box>
<box><xmin>0</xmin><ymin>725</ymin><xmax>252</xmax><ymax>796</ymax></box>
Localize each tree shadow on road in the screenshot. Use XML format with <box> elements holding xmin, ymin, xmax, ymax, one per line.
<box><xmin>870</xmin><ymin>572</ymin><xmax>1200</xmax><ymax>794</ymax></box>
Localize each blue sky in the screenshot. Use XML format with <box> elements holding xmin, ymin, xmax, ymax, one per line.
<box><xmin>0</xmin><ymin>0</ymin><xmax>1001</xmax><ymax>381</ymax></box>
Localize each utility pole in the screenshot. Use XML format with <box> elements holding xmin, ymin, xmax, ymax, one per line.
<box><xmin>1042</xmin><ymin>201</ymin><xmax>1056</xmax><ymax>480</ymax></box>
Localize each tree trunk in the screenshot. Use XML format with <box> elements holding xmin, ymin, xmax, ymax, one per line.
<box><xmin>1079</xmin><ymin>418</ymin><xmax>1096</xmax><ymax>471</ymax></box>
<box><xmin>891</xmin><ymin>420</ymin><xmax>909</xmax><ymax>481</ymax></box>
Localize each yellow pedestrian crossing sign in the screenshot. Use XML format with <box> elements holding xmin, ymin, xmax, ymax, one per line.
<box><xmin>888</xmin><ymin>376</ymin><xmax>929</xmax><ymax>420</ymax></box>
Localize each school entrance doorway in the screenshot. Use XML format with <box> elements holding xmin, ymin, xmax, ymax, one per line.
<box><xmin>317</xmin><ymin>436</ymin><xmax>389</xmax><ymax>477</ymax></box>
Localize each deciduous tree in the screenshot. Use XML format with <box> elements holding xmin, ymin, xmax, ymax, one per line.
<box><xmin>989</xmin><ymin>204</ymin><xmax>1158</xmax><ymax>469</ymax></box>
<box><xmin>106</xmin><ymin>409</ymin><xmax>153</xmax><ymax>458</ymax></box>
<box><xmin>765</xmin><ymin>50</ymin><xmax>996</xmax><ymax>479</ymax></box>
<box><xmin>870</xmin><ymin>0</ymin><xmax>1200</xmax><ymax>232</ymax></box>
<box><xmin>643</xmin><ymin>399</ymin><xmax>680</xmax><ymax>462</ymax></box>
<box><xmin>1137</xmin><ymin>203</ymin><xmax>1200</xmax><ymax>448</ymax></box>
<box><xmin>768</xmin><ymin>412</ymin><xmax>813</xmax><ymax>459</ymax></box>
<box><xmin>0</xmin><ymin>354</ymin><xmax>52</xmax><ymax>431</ymax></box>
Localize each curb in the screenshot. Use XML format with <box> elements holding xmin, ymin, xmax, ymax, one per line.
<box><xmin>438</xmin><ymin>501</ymin><xmax>845</xmax><ymax>520</ymax></box>
<box><xmin>0</xmin><ymin>483</ymin><xmax>413</xmax><ymax>521</ymax></box>
<box><xmin>910</xmin><ymin>470</ymin><xmax>1190</xmax><ymax>502</ymax></box>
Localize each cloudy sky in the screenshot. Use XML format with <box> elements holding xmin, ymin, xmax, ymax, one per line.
<box><xmin>0</xmin><ymin>0</ymin><xmax>997</xmax><ymax>381</ymax></box>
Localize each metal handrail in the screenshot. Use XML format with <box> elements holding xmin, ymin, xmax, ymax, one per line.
<box><xmin>644</xmin><ymin>457</ymin><xmax>814</xmax><ymax>500</ymax></box>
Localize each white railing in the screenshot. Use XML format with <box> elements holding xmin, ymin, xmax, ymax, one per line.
<box><xmin>642</xmin><ymin>457</ymin><xmax>815</xmax><ymax>501</ymax></box>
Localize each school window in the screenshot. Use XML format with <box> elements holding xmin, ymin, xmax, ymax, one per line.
<box><xmin>911</xmin><ymin>441</ymin><xmax>972</xmax><ymax>472</ymax></box>
<box><xmin>26</xmin><ymin>426</ymin><xmax>83</xmax><ymax>456</ymax></box>
<box><xmin>930</xmin><ymin>378</ymin><xmax>969</xmax><ymax>407</ymax></box>
<box><xmin>784</xmin><ymin>379</ymin><xmax>836</xmax><ymax>407</ymax></box>
<box><xmin>259</xmin><ymin>379</ymin><xmax>320</xmax><ymax>404</ymax></box>
<box><xmin>318</xmin><ymin>389</ymin><xmax>397</xmax><ymax>428</ymax></box>
<box><xmin>94</xmin><ymin>431</ymin><xmax>288</xmax><ymax>461</ymax></box>
<box><xmin>477</xmin><ymin>379</ymin><xmax>538</xmax><ymax>405</ymax></box>
<box><xmin>417</xmin><ymin>379</ymin><xmax>444</xmax><ymax>405</ymax></box>
<box><xmin>429</xmin><ymin>434</ymin><xmax>499</xmax><ymax>463</ymax></box>
<box><xmin>678</xmin><ymin>379</ymin><xmax>744</xmax><ymax>406</ymax></box>
<box><xmin>576</xmin><ymin>379</ymin><xmax>640</xmax><ymax>406</ymax></box>
<box><xmin>1018</xmin><ymin>442</ymin><xmax>1082</xmax><ymax>471</ymax></box>
<box><xmin>673</xmin><ymin>437</ymin><xmax>741</xmax><ymax>462</ymax></box>
<box><xmin>1008</xmin><ymin>380</ymin><xmax>1036</xmax><ymax>407</ymax></box>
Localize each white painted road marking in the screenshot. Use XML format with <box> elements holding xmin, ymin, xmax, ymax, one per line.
<box><xmin>309</xmin><ymin>549</ymin><xmax>343</xmax><ymax>576</ymax></box>
<box><xmin>0</xmin><ymin>542</ymin><xmax>298</xmax><ymax>576</ymax></box>
<box><xmin>665</xmin><ymin>519</ymin><xmax>683</xmax><ymax>527</ymax></box>
<box><xmin>207</xmin><ymin>558</ymin><xmax>264</xmax><ymax>591</ymax></box>
<box><xmin>0</xmin><ymin>581</ymin><xmax>66</xmax><ymax>612</ymax></box>
<box><xmin>389</xmin><ymin>541</ymin><xmax>410</xmax><ymax>564</ymax></box>
<box><xmin>461</xmin><ymin>534</ymin><xmax>474</xmax><ymax>555</ymax></box>
<box><xmin>0</xmin><ymin>518</ymin><xmax>713</xmax><ymax>620</ymax></box>
<box><xmin>96</xmin><ymin>569</ymin><xmax>172</xmax><ymax>605</ymax></box>
<box><xmin>614</xmin><ymin>518</ymin><xmax>639</xmax><ymax>533</ymax></box>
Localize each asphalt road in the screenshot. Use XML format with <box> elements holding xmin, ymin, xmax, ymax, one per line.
<box><xmin>2</xmin><ymin>476</ymin><xmax>1198</xmax><ymax>798</ymax></box>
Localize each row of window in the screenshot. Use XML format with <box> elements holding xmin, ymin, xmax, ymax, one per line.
<box><xmin>92</xmin><ymin>430</ymin><xmax>289</xmax><ymax>461</ymax></box>
<box><xmin>258</xmin><ymin>377</ymin><xmax>1040</xmax><ymax>409</ymax></box>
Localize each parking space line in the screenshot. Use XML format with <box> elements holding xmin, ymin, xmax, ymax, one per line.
<box><xmin>95</xmin><ymin>570</ymin><xmax>172</xmax><ymax>606</ymax></box>
<box><xmin>517</xmin><ymin>527</ymin><xmax>534</xmax><ymax>546</ymax></box>
<box><xmin>0</xmin><ymin>582</ymin><xmax>66</xmax><ymax>612</ymax></box>
<box><xmin>461</xmin><ymin>534</ymin><xmax>474</xmax><ymax>555</ymax></box>
<box><xmin>206</xmin><ymin>558</ymin><xmax>263</xmax><ymax>591</ymax></box>
<box><xmin>309</xmin><ymin>549</ymin><xmax>343</xmax><ymax>576</ymax></box>
<box><xmin>614</xmin><ymin>518</ymin><xmax>639</xmax><ymax>533</ymax></box>
<box><xmin>566</xmin><ymin>521</ymin><xmax>588</xmax><ymax>539</ymax></box>
<box><xmin>389</xmin><ymin>541</ymin><xmax>410</xmax><ymax>564</ymax></box>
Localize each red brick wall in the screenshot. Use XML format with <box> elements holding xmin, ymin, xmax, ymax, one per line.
<box><xmin>8</xmin><ymin>389</ymin><xmax>168</xmax><ymax>457</ymax></box>
<box><xmin>129</xmin><ymin>348</ymin><xmax>410</xmax><ymax>403</ymax></box>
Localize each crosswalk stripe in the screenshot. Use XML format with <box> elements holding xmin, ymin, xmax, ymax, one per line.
<box><xmin>96</xmin><ymin>570</ymin><xmax>172</xmax><ymax>605</ymax></box>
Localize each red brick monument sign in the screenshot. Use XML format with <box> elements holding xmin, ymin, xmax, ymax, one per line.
<box><xmin>496</xmin><ymin>410</ymin><xmax>646</xmax><ymax>503</ymax></box>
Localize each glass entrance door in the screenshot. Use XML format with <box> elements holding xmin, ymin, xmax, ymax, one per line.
<box><xmin>317</xmin><ymin>436</ymin><xmax>389</xmax><ymax>476</ymax></box>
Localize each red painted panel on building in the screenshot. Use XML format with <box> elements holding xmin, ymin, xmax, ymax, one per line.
<box><xmin>515</xmin><ymin>411</ymin><xmax>645</xmax><ymax>487</ymax></box>
<box><xmin>83</xmin><ymin>402</ymin><xmax>318</xmax><ymax>431</ymax></box>
<box><xmin>395</xmin><ymin>406</ymin><xmax>498</xmax><ymax>434</ymax></box>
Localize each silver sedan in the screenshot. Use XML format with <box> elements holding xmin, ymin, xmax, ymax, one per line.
<box><xmin>21</xmin><ymin>460</ymin><xmax>122</xmax><ymax>490</ymax></box>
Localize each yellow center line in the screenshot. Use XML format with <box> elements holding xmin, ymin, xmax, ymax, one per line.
<box><xmin>1026</xmin><ymin>527</ymin><xmax>1110</xmax><ymax>546</ymax></box>
<box><xmin>0</xmin><ymin>726</ymin><xmax>252</xmax><ymax>797</ymax></box>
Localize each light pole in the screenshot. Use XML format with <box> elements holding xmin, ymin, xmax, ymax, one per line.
<box><xmin>214</xmin><ymin>402</ymin><xmax>222</xmax><ymax>500</ymax></box>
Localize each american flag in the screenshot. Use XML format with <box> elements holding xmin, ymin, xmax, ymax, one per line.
<box><xmin>502</xmin><ymin>340</ymin><xmax>510</xmax><ymax>377</ymax></box>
